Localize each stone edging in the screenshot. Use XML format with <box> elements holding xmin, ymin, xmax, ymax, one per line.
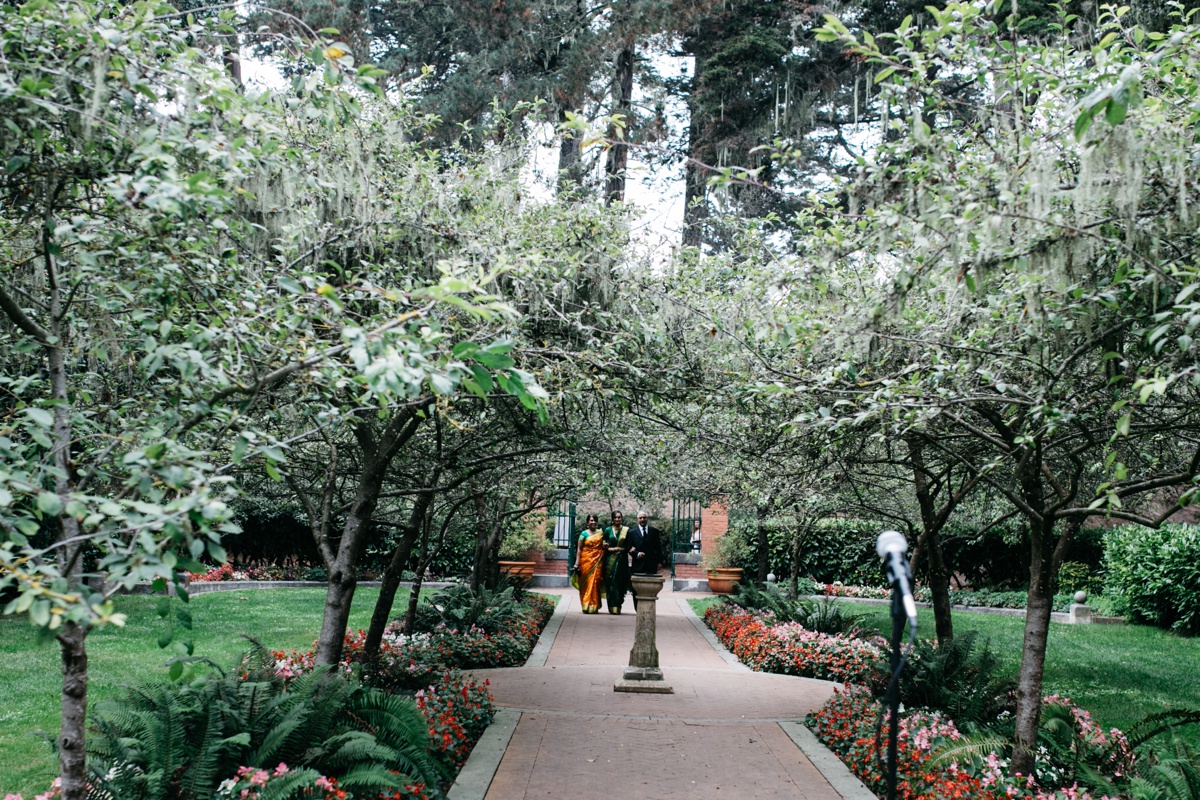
<box><xmin>446</xmin><ymin>594</ymin><xmax>566</xmax><ymax>799</ymax></box>
<box><xmin>524</xmin><ymin>593</ymin><xmax>568</xmax><ymax>668</ymax></box>
<box><xmin>446</xmin><ymin>708</ymin><xmax>521</xmax><ymax>800</ymax></box>
<box><xmin>780</xmin><ymin>721</ymin><xmax>879</xmax><ymax>799</ymax></box>
<box><xmin>676</xmin><ymin>597</ymin><xmax>750</xmax><ymax>672</ymax></box>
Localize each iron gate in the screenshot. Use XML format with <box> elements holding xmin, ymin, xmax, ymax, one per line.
<box><xmin>669</xmin><ymin>495</ymin><xmax>702</xmax><ymax>578</ymax></box>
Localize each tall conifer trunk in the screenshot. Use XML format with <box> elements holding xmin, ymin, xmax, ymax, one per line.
<box><xmin>604</xmin><ymin>40</ymin><xmax>636</xmax><ymax>205</ymax></box>
<box><xmin>683</xmin><ymin>51</ymin><xmax>708</xmax><ymax>248</ymax></box>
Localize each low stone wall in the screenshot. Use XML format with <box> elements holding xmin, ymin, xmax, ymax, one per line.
<box><xmin>803</xmin><ymin>595</ymin><xmax>1125</xmax><ymax>625</ymax></box>
<box><xmin>184</xmin><ymin>580</ymin><xmax>463</xmax><ymax>595</ymax></box>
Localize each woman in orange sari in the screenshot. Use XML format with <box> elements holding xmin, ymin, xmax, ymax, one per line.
<box><xmin>573</xmin><ymin>514</ymin><xmax>606</xmax><ymax>614</ymax></box>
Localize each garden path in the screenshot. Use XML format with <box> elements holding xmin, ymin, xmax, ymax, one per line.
<box><xmin>453</xmin><ymin>584</ymin><xmax>877</xmax><ymax>800</ymax></box>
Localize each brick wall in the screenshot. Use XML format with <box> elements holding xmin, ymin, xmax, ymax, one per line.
<box><xmin>532</xmin><ymin>548</ymin><xmax>569</xmax><ymax>576</ymax></box>
<box><xmin>696</xmin><ymin>499</ymin><xmax>729</xmax><ymax>565</ymax></box>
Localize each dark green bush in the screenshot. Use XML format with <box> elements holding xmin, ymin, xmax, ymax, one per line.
<box><xmin>729</xmin><ymin>582</ymin><xmax>864</xmax><ymax>635</ymax></box>
<box><xmin>1105</xmin><ymin>524</ymin><xmax>1200</xmax><ymax>634</ymax></box>
<box><xmin>87</xmin><ymin>646</ymin><xmax>443</xmax><ymax>800</ymax></box>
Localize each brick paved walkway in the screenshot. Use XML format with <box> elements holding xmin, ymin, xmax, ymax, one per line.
<box><xmin>454</xmin><ymin>584</ymin><xmax>876</xmax><ymax>800</ymax></box>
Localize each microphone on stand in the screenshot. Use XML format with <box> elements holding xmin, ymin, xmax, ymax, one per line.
<box><xmin>876</xmin><ymin>530</ymin><xmax>918</xmax><ymax>633</ymax></box>
<box><xmin>876</xmin><ymin>530</ymin><xmax>918</xmax><ymax>800</ymax></box>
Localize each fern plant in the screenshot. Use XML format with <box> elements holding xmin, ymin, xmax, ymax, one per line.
<box><xmin>891</xmin><ymin>630</ymin><xmax>1016</xmax><ymax>727</ymax></box>
<box><xmin>415</xmin><ymin>584</ymin><xmax>521</xmax><ymax>634</ymax></box>
<box><xmin>87</xmin><ymin>645</ymin><xmax>445</xmax><ymax>800</ymax></box>
<box><xmin>728</xmin><ymin>582</ymin><xmax>805</xmax><ymax>623</ymax></box>
<box><xmin>1131</xmin><ymin>738</ymin><xmax>1200</xmax><ymax>800</ymax></box>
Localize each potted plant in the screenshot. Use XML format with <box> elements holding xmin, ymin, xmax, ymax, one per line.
<box><xmin>702</xmin><ymin>531</ymin><xmax>749</xmax><ymax>594</ymax></box>
<box><xmin>498</xmin><ymin>520</ymin><xmax>554</xmax><ymax>581</ymax></box>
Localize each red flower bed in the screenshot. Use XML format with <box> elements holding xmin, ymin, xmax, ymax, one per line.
<box><xmin>703</xmin><ymin>604</ymin><xmax>885</xmax><ymax>686</ymax></box>
<box><xmin>806</xmin><ymin>686</ymin><xmax>1125</xmax><ymax>800</ymax></box>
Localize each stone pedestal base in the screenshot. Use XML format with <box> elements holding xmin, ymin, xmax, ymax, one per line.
<box><xmin>1069</xmin><ymin>603</ymin><xmax>1093</xmax><ymax>624</ymax></box>
<box><xmin>615</xmin><ymin>574</ymin><xmax>673</xmax><ymax>694</ymax></box>
<box><xmin>613</xmin><ymin>678</ymin><xmax>674</xmax><ymax>694</ymax></box>
<box><xmin>623</xmin><ymin>666</ymin><xmax>664</xmax><ymax>681</ymax></box>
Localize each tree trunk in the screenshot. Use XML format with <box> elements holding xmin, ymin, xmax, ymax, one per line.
<box><xmin>363</xmin><ymin>491</ymin><xmax>436</xmax><ymax>657</ymax></box>
<box><xmin>682</xmin><ymin>50</ymin><xmax>708</xmax><ymax>248</ymax></box>
<box><xmin>557</xmin><ymin>107</ymin><xmax>584</xmax><ymax>193</ymax></box>
<box><xmin>924</xmin><ymin>532</ymin><xmax>953</xmax><ymax>640</ymax></box>
<box><xmin>315</xmin><ymin>415</ymin><xmax>420</xmax><ymax>666</ymax></box>
<box><xmin>907</xmin><ymin>437</ymin><xmax>954</xmax><ymax>640</ymax></box>
<box><xmin>45</xmin><ymin>229</ymin><xmax>90</xmax><ymax>800</ymax></box>
<box><xmin>362</xmin><ymin>525</ymin><xmax>420</xmax><ymax>656</ymax></box>
<box><xmin>57</xmin><ymin>622</ymin><xmax>88</xmax><ymax>800</ymax></box>
<box><xmin>788</xmin><ymin>521</ymin><xmax>805</xmax><ymax>600</ymax></box>
<box><xmin>1011</xmin><ymin>515</ymin><xmax>1054</xmax><ymax>776</ymax></box>
<box><xmin>755</xmin><ymin>502</ymin><xmax>771</xmax><ymax>583</ymax></box>
<box><xmin>403</xmin><ymin>522</ymin><xmax>433</xmax><ymax>633</ymax></box>
<box><xmin>1011</xmin><ymin>513</ymin><xmax>1078</xmax><ymax>776</ymax></box>
<box><xmin>604</xmin><ymin>42</ymin><xmax>635</xmax><ymax>206</ymax></box>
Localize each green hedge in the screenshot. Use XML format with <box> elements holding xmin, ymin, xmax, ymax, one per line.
<box><xmin>1104</xmin><ymin>523</ymin><xmax>1200</xmax><ymax>634</ymax></box>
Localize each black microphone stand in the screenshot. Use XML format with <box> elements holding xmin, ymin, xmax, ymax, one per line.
<box><xmin>885</xmin><ymin>583</ymin><xmax>904</xmax><ymax>800</ymax></box>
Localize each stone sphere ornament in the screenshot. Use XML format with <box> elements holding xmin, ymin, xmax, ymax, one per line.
<box><xmin>1074</xmin><ymin>590</ymin><xmax>1088</xmax><ymax>604</ymax></box>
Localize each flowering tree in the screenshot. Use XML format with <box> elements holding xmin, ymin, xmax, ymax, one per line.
<box><xmin>0</xmin><ymin>0</ymin><xmax>558</xmax><ymax>795</ymax></box>
<box><xmin>796</xmin><ymin>0</ymin><xmax>1200</xmax><ymax>775</ymax></box>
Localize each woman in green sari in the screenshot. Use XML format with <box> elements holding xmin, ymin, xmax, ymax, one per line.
<box><xmin>573</xmin><ymin>514</ymin><xmax>606</xmax><ymax>614</ymax></box>
<box><xmin>604</xmin><ymin>511</ymin><xmax>631</xmax><ymax>614</ymax></box>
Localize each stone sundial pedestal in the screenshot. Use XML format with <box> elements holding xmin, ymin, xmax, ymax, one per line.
<box><xmin>614</xmin><ymin>574</ymin><xmax>673</xmax><ymax>694</ymax></box>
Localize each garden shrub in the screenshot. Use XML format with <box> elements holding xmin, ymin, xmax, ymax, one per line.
<box><xmin>728</xmin><ymin>581</ymin><xmax>807</xmax><ymax>623</ymax></box>
<box><xmin>1104</xmin><ymin>524</ymin><xmax>1200</xmax><ymax>634</ymax></box>
<box><xmin>274</xmin><ymin>593</ymin><xmax>556</xmax><ymax>693</ymax></box>
<box><xmin>413</xmin><ymin>585</ymin><xmax>524</xmax><ymax>635</ymax></box>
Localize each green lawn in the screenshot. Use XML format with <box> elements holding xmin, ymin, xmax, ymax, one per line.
<box><xmin>689</xmin><ymin>597</ymin><xmax>1200</xmax><ymax>738</ymax></box>
<box><xmin>0</xmin><ymin>587</ymin><xmax>395</xmax><ymax>798</ymax></box>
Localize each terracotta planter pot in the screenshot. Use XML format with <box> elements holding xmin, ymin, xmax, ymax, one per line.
<box><xmin>498</xmin><ymin>561</ymin><xmax>536</xmax><ymax>582</ymax></box>
<box><xmin>706</xmin><ymin>567</ymin><xmax>744</xmax><ymax>595</ymax></box>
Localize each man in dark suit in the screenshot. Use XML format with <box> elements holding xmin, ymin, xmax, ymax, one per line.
<box><xmin>627</xmin><ymin>510</ymin><xmax>662</xmax><ymax>575</ymax></box>
<box><xmin>626</xmin><ymin>510</ymin><xmax>663</xmax><ymax>610</ymax></box>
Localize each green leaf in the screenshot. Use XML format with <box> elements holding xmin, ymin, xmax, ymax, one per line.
<box><xmin>1105</xmin><ymin>95</ymin><xmax>1128</xmax><ymax>125</ymax></box>
<box><xmin>469</xmin><ymin>365</ymin><xmax>494</xmax><ymax>393</ymax></box>
<box><xmin>1074</xmin><ymin>105</ymin><xmax>1098</xmax><ymax>140</ymax></box>
<box><xmin>1116</xmin><ymin>414</ymin><xmax>1131</xmax><ymax>436</ymax></box>
<box><xmin>30</xmin><ymin>600</ymin><xmax>50</xmax><ymax>628</ymax></box>
<box><xmin>874</xmin><ymin>66</ymin><xmax>898</xmax><ymax>84</ymax></box>
<box><xmin>157</xmin><ymin>623</ymin><xmax>174</xmax><ymax>652</ymax></box>
<box><xmin>429</xmin><ymin>372</ymin><xmax>455</xmax><ymax>395</ymax></box>
<box><xmin>168</xmin><ymin>660</ymin><xmax>184</xmax><ymax>680</ymax></box>
<box><xmin>473</xmin><ymin>351</ymin><xmax>514</xmax><ymax>370</ymax></box>
<box><xmin>277</xmin><ymin>276</ymin><xmax>303</xmax><ymax>294</ymax></box>
<box><xmin>37</xmin><ymin>492</ymin><xmax>62</xmax><ymax>517</ymax></box>
<box><xmin>24</xmin><ymin>407</ymin><xmax>53</xmax><ymax>427</ymax></box>
<box><xmin>462</xmin><ymin>378</ymin><xmax>486</xmax><ymax>399</ymax></box>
